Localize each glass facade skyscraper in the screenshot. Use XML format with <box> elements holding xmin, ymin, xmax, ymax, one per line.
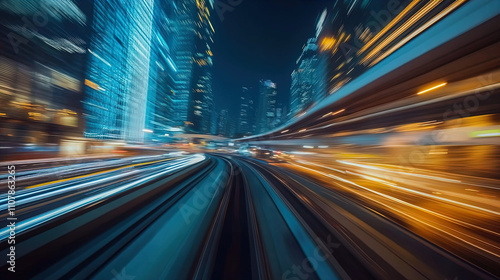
<box><xmin>217</xmin><ymin>109</ymin><xmax>228</xmax><ymax>137</ymax></box>
<box><xmin>237</xmin><ymin>86</ymin><xmax>251</xmax><ymax>136</ymax></box>
<box><xmin>256</xmin><ymin>80</ymin><xmax>277</xmax><ymax>133</ymax></box>
<box><xmin>83</xmin><ymin>0</ymin><xmax>215</xmax><ymax>142</ymax></box>
<box><xmin>83</xmin><ymin>0</ymin><xmax>154</xmax><ymax>142</ymax></box>
<box><xmin>145</xmin><ymin>0</ymin><xmax>178</xmax><ymax>140</ymax></box>
<box><xmin>124</xmin><ymin>0</ymin><xmax>155</xmax><ymax>142</ymax></box>
<box><xmin>172</xmin><ymin>0</ymin><xmax>197</xmax><ymax>127</ymax></box>
<box><xmin>289</xmin><ymin>38</ymin><xmax>324</xmax><ymax>117</ymax></box>
<box><xmin>187</xmin><ymin>0</ymin><xmax>214</xmax><ymax>134</ymax></box>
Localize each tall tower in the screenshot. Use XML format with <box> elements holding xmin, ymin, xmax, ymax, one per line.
<box><xmin>124</xmin><ymin>0</ymin><xmax>155</xmax><ymax>142</ymax></box>
<box><xmin>217</xmin><ymin>109</ymin><xmax>229</xmax><ymax>136</ymax></box>
<box><xmin>289</xmin><ymin>38</ymin><xmax>322</xmax><ymax>117</ymax></box>
<box><xmin>172</xmin><ymin>0</ymin><xmax>197</xmax><ymax>127</ymax></box>
<box><xmin>257</xmin><ymin>80</ymin><xmax>277</xmax><ymax>133</ymax></box>
<box><xmin>144</xmin><ymin>0</ymin><xmax>179</xmax><ymax>140</ymax></box>
<box><xmin>84</xmin><ymin>0</ymin><xmax>154</xmax><ymax>142</ymax></box>
<box><xmin>187</xmin><ymin>0</ymin><xmax>215</xmax><ymax>134</ymax></box>
<box><xmin>238</xmin><ymin>87</ymin><xmax>251</xmax><ymax>136</ymax></box>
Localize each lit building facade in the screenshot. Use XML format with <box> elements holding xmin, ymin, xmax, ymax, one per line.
<box><xmin>0</xmin><ymin>1</ymin><xmax>89</xmax><ymax>143</ymax></box>
<box><xmin>289</xmin><ymin>38</ymin><xmax>326</xmax><ymax>117</ymax></box>
<box><xmin>316</xmin><ymin>0</ymin><xmax>463</xmax><ymax>97</ymax></box>
<box><xmin>172</xmin><ymin>0</ymin><xmax>197</xmax><ymax>127</ymax></box>
<box><xmin>145</xmin><ymin>0</ymin><xmax>178</xmax><ymax>141</ymax></box>
<box><xmin>256</xmin><ymin>80</ymin><xmax>277</xmax><ymax>133</ymax></box>
<box><xmin>237</xmin><ymin>86</ymin><xmax>254</xmax><ymax>136</ymax></box>
<box><xmin>248</xmin><ymin>96</ymin><xmax>256</xmax><ymax>134</ymax></box>
<box><xmin>217</xmin><ymin>109</ymin><xmax>228</xmax><ymax>136</ymax></box>
<box><xmin>274</xmin><ymin>102</ymin><xmax>287</xmax><ymax>128</ymax></box>
<box><xmin>83</xmin><ymin>0</ymin><xmax>154</xmax><ymax>142</ymax></box>
<box><xmin>187</xmin><ymin>0</ymin><xmax>215</xmax><ymax>134</ymax></box>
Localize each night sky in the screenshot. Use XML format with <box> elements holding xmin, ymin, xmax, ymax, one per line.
<box><xmin>212</xmin><ymin>0</ymin><xmax>330</xmax><ymax>119</ymax></box>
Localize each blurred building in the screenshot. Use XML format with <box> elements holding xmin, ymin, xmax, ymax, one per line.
<box><xmin>248</xmin><ymin>96</ymin><xmax>257</xmax><ymax>134</ymax></box>
<box><xmin>172</xmin><ymin>0</ymin><xmax>198</xmax><ymax>127</ymax></box>
<box><xmin>145</xmin><ymin>0</ymin><xmax>179</xmax><ymax>142</ymax></box>
<box><xmin>210</xmin><ymin>109</ymin><xmax>218</xmax><ymax>135</ymax></box>
<box><xmin>217</xmin><ymin>109</ymin><xmax>229</xmax><ymax>137</ymax></box>
<box><xmin>83</xmin><ymin>0</ymin><xmax>216</xmax><ymax>142</ymax></box>
<box><xmin>237</xmin><ymin>86</ymin><xmax>255</xmax><ymax>137</ymax></box>
<box><xmin>274</xmin><ymin>102</ymin><xmax>287</xmax><ymax>128</ymax></box>
<box><xmin>256</xmin><ymin>80</ymin><xmax>277</xmax><ymax>133</ymax></box>
<box><xmin>0</xmin><ymin>1</ymin><xmax>90</xmax><ymax>144</ymax></box>
<box><xmin>289</xmin><ymin>38</ymin><xmax>326</xmax><ymax>117</ymax></box>
<box><xmin>83</xmin><ymin>0</ymin><xmax>155</xmax><ymax>142</ymax></box>
<box><xmin>228</xmin><ymin>119</ymin><xmax>237</xmax><ymax>138</ymax></box>
<box><xmin>186</xmin><ymin>0</ymin><xmax>215</xmax><ymax>134</ymax></box>
<box><xmin>316</xmin><ymin>0</ymin><xmax>462</xmax><ymax>97</ymax></box>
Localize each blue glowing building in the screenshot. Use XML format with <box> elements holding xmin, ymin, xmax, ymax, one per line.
<box><xmin>256</xmin><ymin>80</ymin><xmax>277</xmax><ymax>133</ymax></box>
<box><xmin>171</xmin><ymin>0</ymin><xmax>198</xmax><ymax>127</ymax></box>
<box><xmin>83</xmin><ymin>0</ymin><xmax>213</xmax><ymax>142</ymax></box>
<box><xmin>83</xmin><ymin>0</ymin><xmax>154</xmax><ymax>142</ymax></box>
<box><xmin>144</xmin><ymin>0</ymin><xmax>179</xmax><ymax>141</ymax></box>
<box><xmin>237</xmin><ymin>86</ymin><xmax>255</xmax><ymax>137</ymax></box>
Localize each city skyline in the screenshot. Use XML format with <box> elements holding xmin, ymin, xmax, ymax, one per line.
<box><xmin>0</xmin><ymin>0</ymin><xmax>331</xmax><ymax>142</ymax></box>
<box><xmin>211</xmin><ymin>0</ymin><xmax>329</xmax><ymax>128</ymax></box>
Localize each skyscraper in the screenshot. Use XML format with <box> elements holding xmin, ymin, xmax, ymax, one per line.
<box><xmin>187</xmin><ymin>0</ymin><xmax>214</xmax><ymax>134</ymax></box>
<box><xmin>0</xmin><ymin>0</ymin><xmax>89</xmax><ymax>143</ymax></box>
<box><xmin>316</xmin><ymin>0</ymin><xmax>461</xmax><ymax>97</ymax></box>
<box><xmin>124</xmin><ymin>0</ymin><xmax>155</xmax><ymax>142</ymax></box>
<box><xmin>289</xmin><ymin>38</ymin><xmax>325</xmax><ymax>117</ymax></box>
<box><xmin>210</xmin><ymin>108</ymin><xmax>218</xmax><ymax>135</ymax></box>
<box><xmin>172</xmin><ymin>0</ymin><xmax>197</xmax><ymax>127</ymax></box>
<box><xmin>217</xmin><ymin>109</ymin><xmax>229</xmax><ymax>136</ymax></box>
<box><xmin>83</xmin><ymin>0</ymin><xmax>217</xmax><ymax>142</ymax></box>
<box><xmin>145</xmin><ymin>0</ymin><xmax>179</xmax><ymax>140</ymax></box>
<box><xmin>237</xmin><ymin>86</ymin><xmax>254</xmax><ymax>136</ymax></box>
<box><xmin>248</xmin><ymin>97</ymin><xmax>256</xmax><ymax>135</ymax></box>
<box><xmin>274</xmin><ymin>102</ymin><xmax>287</xmax><ymax>127</ymax></box>
<box><xmin>83</xmin><ymin>0</ymin><xmax>154</xmax><ymax>142</ymax></box>
<box><xmin>256</xmin><ymin>80</ymin><xmax>277</xmax><ymax>133</ymax></box>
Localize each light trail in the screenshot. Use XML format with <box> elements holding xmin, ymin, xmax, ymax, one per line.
<box><xmin>25</xmin><ymin>157</ymin><xmax>176</xmax><ymax>189</ymax></box>
<box><xmin>0</xmin><ymin>154</ymin><xmax>206</xmax><ymax>241</ymax></box>
<box><xmin>416</xmin><ymin>82</ymin><xmax>447</xmax><ymax>95</ymax></box>
<box><xmin>298</xmin><ymin>160</ymin><xmax>499</xmax><ymax>215</ymax></box>
<box><xmin>336</xmin><ymin>160</ymin><xmax>461</xmax><ymax>183</ymax></box>
<box><xmin>289</xmin><ymin>162</ymin><xmax>500</xmax><ymax>257</ymax></box>
<box><xmin>296</xmin><ymin>160</ymin><xmax>346</xmax><ymax>174</ymax></box>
